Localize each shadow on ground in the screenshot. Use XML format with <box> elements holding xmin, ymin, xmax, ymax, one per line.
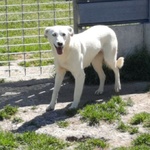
<box><xmin>0</xmin><ymin>78</ymin><xmax>149</xmax><ymax>133</ymax></box>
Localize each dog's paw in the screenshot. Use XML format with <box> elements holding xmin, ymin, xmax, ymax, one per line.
<box><xmin>95</xmin><ymin>89</ymin><xmax>103</xmax><ymax>95</ymax></box>
<box><xmin>69</xmin><ymin>103</ymin><xmax>78</xmax><ymax>110</ymax></box>
<box><xmin>46</xmin><ymin>105</ymin><xmax>54</xmax><ymax>112</ymax></box>
<box><xmin>114</xmin><ymin>85</ymin><xmax>121</xmax><ymax>93</ymax></box>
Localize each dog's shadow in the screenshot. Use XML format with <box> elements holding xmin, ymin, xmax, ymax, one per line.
<box><xmin>14</xmin><ymin>81</ymin><xmax>149</xmax><ymax>133</ymax></box>
<box><xmin>0</xmin><ymin>78</ymin><xmax>149</xmax><ymax>133</ymax></box>
<box><xmin>14</xmin><ymin>105</ymin><xmax>73</xmax><ymax>133</ymax></box>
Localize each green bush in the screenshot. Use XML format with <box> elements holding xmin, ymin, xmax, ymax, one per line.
<box><xmin>121</xmin><ymin>48</ymin><xmax>150</xmax><ymax>81</ymax></box>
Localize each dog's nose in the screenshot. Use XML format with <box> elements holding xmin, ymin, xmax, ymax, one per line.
<box><xmin>57</xmin><ymin>42</ymin><xmax>63</xmax><ymax>47</ymax></box>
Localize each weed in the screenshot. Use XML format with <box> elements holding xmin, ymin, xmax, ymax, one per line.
<box><xmin>128</xmin><ymin>127</ymin><xmax>139</xmax><ymax>134</ymax></box>
<box><xmin>12</xmin><ymin>117</ymin><xmax>23</xmax><ymax>124</ymax></box>
<box><xmin>75</xmin><ymin>138</ymin><xmax>108</xmax><ymax>150</ymax></box>
<box><xmin>79</xmin><ymin>96</ymin><xmax>127</xmax><ymax>125</ymax></box>
<box><xmin>0</xmin><ymin>105</ymin><xmax>18</xmax><ymax>120</ymax></box>
<box><xmin>117</xmin><ymin>121</ymin><xmax>129</xmax><ymax>132</ymax></box>
<box><xmin>114</xmin><ymin>145</ymin><xmax>150</xmax><ymax>150</ymax></box>
<box><xmin>132</xmin><ymin>133</ymin><xmax>150</xmax><ymax>147</ymax></box>
<box><xmin>0</xmin><ymin>131</ymin><xmax>68</xmax><ymax>150</ymax></box>
<box><xmin>130</xmin><ymin>112</ymin><xmax>150</xmax><ymax>126</ymax></box>
<box><xmin>56</xmin><ymin>121</ymin><xmax>69</xmax><ymax>128</ymax></box>
<box><xmin>126</xmin><ymin>98</ymin><xmax>134</xmax><ymax>107</ymax></box>
<box><xmin>16</xmin><ymin>131</ymin><xmax>68</xmax><ymax>150</ymax></box>
<box><xmin>143</xmin><ymin>117</ymin><xmax>150</xmax><ymax>128</ymax></box>
<box><xmin>117</xmin><ymin>121</ymin><xmax>138</xmax><ymax>134</ymax></box>
<box><xmin>114</xmin><ymin>133</ymin><xmax>150</xmax><ymax>150</ymax></box>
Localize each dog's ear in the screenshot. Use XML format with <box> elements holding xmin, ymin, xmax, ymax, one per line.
<box><xmin>44</xmin><ymin>27</ymin><xmax>50</xmax><ymax>38</ymax></box>
<box><xmin>67</xmin><ymin>26</ymin><xmax>74</xmax><ymax>36</ymax></box>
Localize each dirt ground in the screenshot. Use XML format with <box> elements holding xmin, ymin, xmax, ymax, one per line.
<box><xmin>0</xmin><ymin>78</ymin><xmax>150</xmax><ymax>149</ymax></box>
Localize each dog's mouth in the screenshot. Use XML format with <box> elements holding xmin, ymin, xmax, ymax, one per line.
<box><xmin>54</xmin><ymin>45</ymin><xmax>63</xmax><ymax>55</ymax></box>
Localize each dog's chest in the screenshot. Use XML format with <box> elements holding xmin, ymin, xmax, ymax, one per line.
<box><xmin>56</xmin><ymin>56</ymin><xmax>70</xmax><ymax>70</ymax></box>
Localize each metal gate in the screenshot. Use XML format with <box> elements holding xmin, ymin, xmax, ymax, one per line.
<box><xmin>0</xmin><ymin>0</ymin><xmax>73</xmax><ymax>81</ymax></box>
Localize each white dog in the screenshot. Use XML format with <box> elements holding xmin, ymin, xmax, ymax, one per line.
<box><xmin>44</xmin><ymin>25</ymin><xmax>124</xmax><ymax>111</ymax></box>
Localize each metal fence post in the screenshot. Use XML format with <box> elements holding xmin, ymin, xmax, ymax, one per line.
<box><xmin>73</xmin><ymin>0</ymin><xmax>78</xmax><ymax>33</ymax></box>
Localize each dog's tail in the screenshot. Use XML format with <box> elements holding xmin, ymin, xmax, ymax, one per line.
<box><xmin>117</xmin><ymin>57</ymin><xmax>124</xmax><ymax>69</ymax></box>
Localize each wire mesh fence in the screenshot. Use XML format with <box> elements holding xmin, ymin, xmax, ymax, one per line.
<box><xmin>0</xmin><ymin>0</ymin><xmax>73</xmax><ymax>81</ymax></box>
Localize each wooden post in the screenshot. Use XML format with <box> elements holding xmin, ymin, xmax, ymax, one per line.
<box><xmin>149</xmin><ymin>0</ymin><xmax>150</xmax><ymax>22</ymax></box>
<box><xmin>73</xmin><ymin>0</ymin><xmax>78</xmax><ymax>33</ymax></box>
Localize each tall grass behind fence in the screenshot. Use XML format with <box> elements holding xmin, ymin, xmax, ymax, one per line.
<box><xmin>0</xmin><ymin>0</ymin><xmax>73</xmax><ymax>79</ymax></box>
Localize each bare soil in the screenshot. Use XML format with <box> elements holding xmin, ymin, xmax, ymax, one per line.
<box><xmin>0</xmin><ymin>78</ymin><xmax>150</xmax><ymax>149</ymax></box>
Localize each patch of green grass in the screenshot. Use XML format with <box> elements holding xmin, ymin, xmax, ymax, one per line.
<box><xmin>132</xmin><ymin>133</ymin><xmax>150</xmax><ymax>147</ymax></box>
<box><xmin>0</xmin><ymin>131</ymin><xmax>18</xmax><ymax>149</ymax></box>
<box><xmin>56</xmin><ymin>121</ymin><xmax>69</xmax><ymax>128</ymax></box>
<box><xmin>75</xmin><ymin>138</ymin><xmax>108</xmax><ymax>150</ymax></box>
<box><xmin>114</xmin><ymin>133</ymin><xmax>150</xmax><ymax>150</ymax></box>
<box><xmin>0</xmin><ymin>105</ymin><xmax>18</xmax><ymax>120</ymax></box>
<box><xmin>0</xmin><ymin>55</ymin><xmax>14</xmax><ymax>66</ymax></box>
<box><xmin>16</xmin><ymin>132</ymin><xmax>68</xmax><ymax>150</ymax></box>
<box><xmin>19</xmin><ymin>59</ymin><xmax>54</xmax><ymax>67</ymax></box>
<box><xmin>79</xmin><ymin>96</ymin><xmax>127</xmax><ymax>125</ymax></box>
<box><xmin>130</xmin><ymin>112</ymin><xmax>150</xmax><ymax>127</ymax></box>
<box><xmin>0</xmin><ymin>131</ymin><xmax>68</xmax><ymax>150</ymax></box>
<box><xmin>0</xmin><ymin>0</ymin><xmax>72</xmax><ymax>66</ymax></box>
<box><xmin>117</xmin><ymin>121</ymin><xmax>138</xmax><ymax>134</ymax></box>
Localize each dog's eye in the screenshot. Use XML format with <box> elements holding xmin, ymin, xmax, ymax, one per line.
<box><xmin>62</xmin><ymin>33</ymin><xmax>66</xmax><ymax>37</ymax></box>
<box><xmin>52</xmin><ymin>33</ymin><xmax>57</xmax><ymax>37</ymax></box>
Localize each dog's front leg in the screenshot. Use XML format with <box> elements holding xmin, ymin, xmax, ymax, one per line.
<box><xmin>70</xmin><ymin>70</ymin><xmax>85</xmax><ymax>109</ymax></box>
<box><xmin>46</xmin><ymin>68</ymin><xmax>66</xmax><ymax>111</ymax></box>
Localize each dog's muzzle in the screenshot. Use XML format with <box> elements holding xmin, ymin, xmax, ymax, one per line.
<box><xmin>54</xmin><ymin>44</ymin><xmax>63</xmax><ymax>55</ymax></box>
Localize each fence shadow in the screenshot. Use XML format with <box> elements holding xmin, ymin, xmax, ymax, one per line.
<box><xmin>2</xmin><ymin>81</ymin><xmax>149</xmax><ymax>133</ymax></box>
<box><xmin>0</xmin><ymin>78</ymin><xmax>149</xmax><ymax>133</ymax></box>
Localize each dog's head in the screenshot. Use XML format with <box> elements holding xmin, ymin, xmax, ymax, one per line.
<box><xmin>44</xmin><ymin>26</ymin><xmax>74</xmax><ymax>55</ymax></box>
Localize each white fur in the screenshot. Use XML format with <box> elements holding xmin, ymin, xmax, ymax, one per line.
<box><xmin>44</xmin><ymin>25</ymin><xmax>124</xmax><ymax>110</ymax></box>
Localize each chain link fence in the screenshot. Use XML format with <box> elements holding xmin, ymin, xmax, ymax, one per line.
<box><xmin>0</xmin><ymin>0</ymin><xmax>73</xmax><ymax>81</ymax></box>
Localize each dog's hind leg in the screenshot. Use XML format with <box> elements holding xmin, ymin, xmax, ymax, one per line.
<box><xmin>103</xmin><ymin>45</ymin><xmax>123</xmax><ymax>92</ymax></box>
<box><xmin>92</xmin><ymin>52</ymin><xmax>106</xmax><ymax>95</ymax></box>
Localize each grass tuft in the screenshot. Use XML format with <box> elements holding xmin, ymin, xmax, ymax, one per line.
<box><xmin>56</xmin><ymin>121</ymin><xmax>69</xmax><ymax>128</ymax></box>
<box><xmin>117</xmin><ymin>121</ymin><xmax>138</xmax><ymax>134</ymax></box>
<box><xmin>114</xmin><ymin>133</ymin><xmax>150</xmax><ymax>150</ymax></box>
<box><xmin>0</xmin><ymin>105</ymin><xmax>18</xmax><ymax>120</ymax></box>
<box><xmin>79</xmin><ymin>96</ymin><xmax>127</xmax><ymax>125</ymax></box>
<box><xmin>75</xmin><ymin>138</ymin><xmax>108</xmax><ymax>150</ymax></box>
<box><xmin>0</xmin><ymin>131</ymin><xmax>18</xmax><ymax>149</ymax></box>
<box><xmin>0</xmin><ymin>131</ymin><xmax>68</xmax><ymax>150</ymax></box>
<box><xmin>130</xmin><ymin>112</ymin><xmax>150</xmax><ymax>126</ymax></box>
<box><xmin>132</xmin><ymin>133</ymin><xmax>150</xmax><ymax>147</ymax></box>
